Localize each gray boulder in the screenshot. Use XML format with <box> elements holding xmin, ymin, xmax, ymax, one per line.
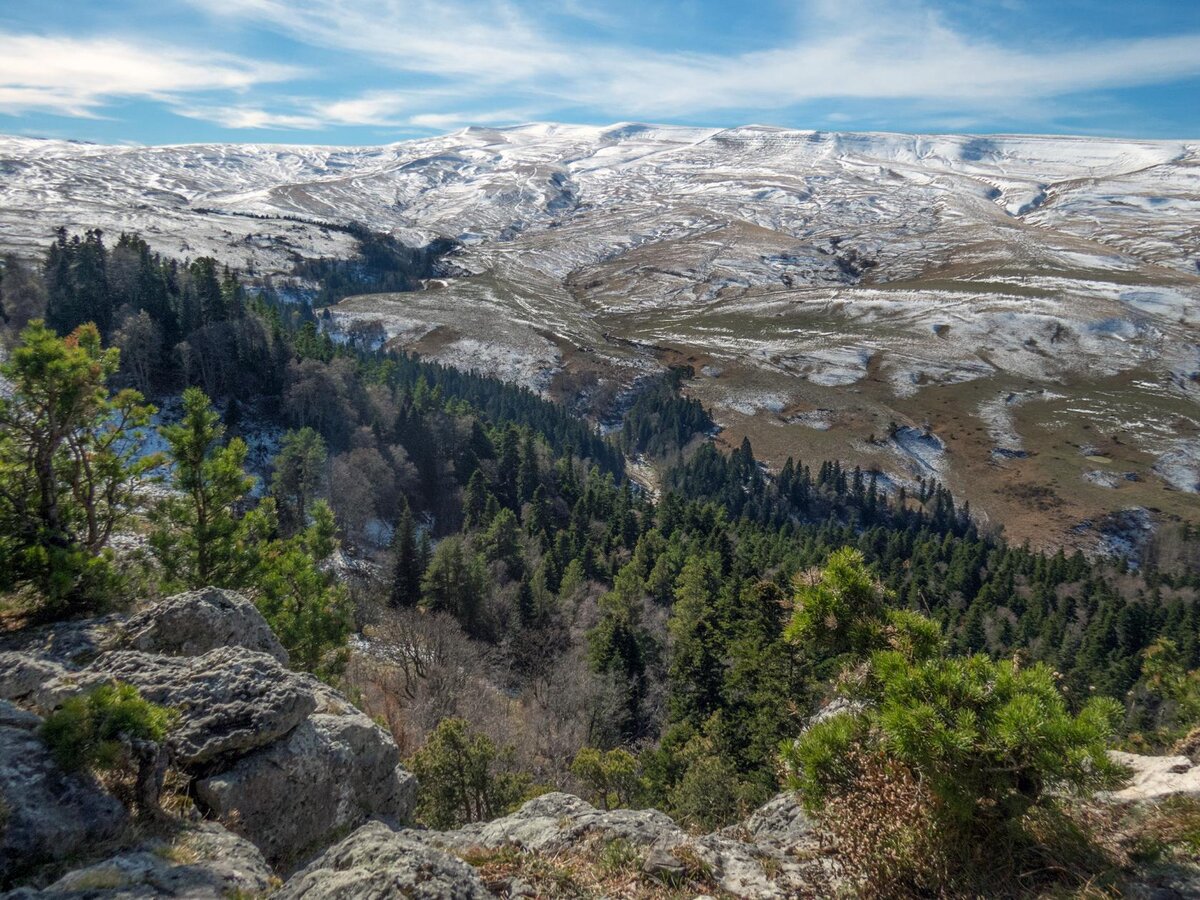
<box><xmin>0</xmin><ymin>654</ymin><xmax>68</xmax><ymax>704</ymax></box>
<box><xmin>431</xmin><ymin>792</ymin><xmax>685</xmax><ymax>854</ymax></box>
<box><xmin>277</xmin><ymin>821</ymin><xmax>494</xmax><ymax>899</ymax></box>
<box><xmin>5</xmin><ymin>821</ymin><xmax>274</xmax><ymax>899</ymax></box>
<box><xmin>0</xmin><ymin>700</ymin><xmax>41</xmax><ymax>731</ymax></box>
<box><xmin>0</xmin><ymin>616</ymin><xmax>125</xmax><ymax>668</ymax></box>
<box><xmin>735</xmin><ymin>791</ymin><xmax>817</xmax><ymax>850</ymax></box>
<box><xmin>1105</xmin><ymin>752</ymin><xmax>1200</xmax><ymax>803</ymax></box>
<box><xmin>122</xmin><ymin>588</ymin><xmax>288</xmax><ymax>665</ymax></box>
<box><xmin>195</xmin><ymin>704</ymin><xmax>416</xmax><ymax>867</ymax></box>
<box><xmin>36</xmin><ymin>648</ymin><xmax>317</xmax><ymax>769</ymax></box>
<box><xmin>415</xmin><ymin>792</ymin><xmax>829</xmax><ymax>900</ymax></box>
<box><xmin>0</xmin><ymin>724</ymin><xmax>127</xmax><ymax>885</ymax></box>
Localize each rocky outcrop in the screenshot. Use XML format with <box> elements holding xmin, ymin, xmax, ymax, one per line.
<box><xmin>1107</xmin><ymin>752</ymin><xmax>1200</xmax><ymax>803</ymax></box>
<box><xmin>122</xmin><ymin>587</ymin><xmax>289</xmax><ymax>665</ymax></box>
<box><xmin>34</xmin><ymin>648</ymin><xmax>318</xmax><ymax>768</ymax></box>
<box><xmin>736</xmin><ymin>792</ymin><xmax>817</xmax><ymax>849</ymax></box>
<box><xmin>0</xmin><ymin>615</ymin><xmax>125</xmax><ymax>667</ymax></box>
<box><xmin>434</xmin><ymin>791</ymin><xmax>685</xmax><ymax>854</ymax></box>
<box><xmin>0</xmin><ymin>654</ymin><xmax>68</xmax><ymax>704</ymax></box>
<box><xmin>415</xmin><ymin>791</ymin><xmax>824</xmax><ymax>900</ymax></box>
<box><xmin>0</xmin><ymin>720</ymin><xmax>127</xmax><ymax>886</ymax></box>
<box><xmin>276</xmin><ymin>821</ymin><xmax>493</xmax><ymax>900</ymax></box>
<box><xmin>5</xmin><ymin>822</ymin><xmax>275</xmax><ymax>899</ymax></box>
<box><xmin>0</xmin><ymin>588</ymin><xmax>416</xmax><ymax>881</ymax></box>
<box><xmin>195</xmin><ymin>707</ymin><xmax>417</xmax><ymax>867</ymax></box>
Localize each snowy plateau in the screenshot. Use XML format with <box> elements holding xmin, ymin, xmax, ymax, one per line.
<box><xmin>1</xmin><ymin>123</ymin><xmax>1198</xmax><ymax>550</ymax></box>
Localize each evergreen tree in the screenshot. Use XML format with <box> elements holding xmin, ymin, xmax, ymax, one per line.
<box><xmin>0</xmin><ymin>321</ymin><xmax>158</xmax><ymax>609</ymax></box>
<box><xmin>150</xmin><ymin>387</ymin><xmax>254</xmax><ymax>589</ymax></box>
<box><xmin>271</xmin><ymin>427</ymin><xmax>327</xmax><ymax>536</ymax></box>
<box><xmin>421</xmin><ymin>535</ymin><xmax>488</xmax><ymax>636</ymax></box>
<box><xmin>389</xmin><ymin>500</ymin><xmax>423</xmax><ymax>608</ymax></box>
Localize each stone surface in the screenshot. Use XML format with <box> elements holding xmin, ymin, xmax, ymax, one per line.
<box><xmin>122</xmin><ymin>588</ymin><xmax>288</xmax><ymax>665</ymax></box>
<box><xmin>0</xmin><ymin>654</ymin><xmax>69</xmax><ymax>704</ymax></box>
<box><xmin>5</xmin><ymin>822</ymin><xmax>275</xmax><ymax>899</ymax></box>
<box><xmin>36</xmin><ymin>648</ymin><xmax>317</xmax><ymax>768</ymax></box>
<box><xmin>735</xmin><ymin>792</ymin><xmax>817</xmax><ymax>850</ymax></box>
<box><xmin>276</xmin><ymin>821</ymin><xmax>494</xmax><ymax>900</ymax></box>
<box><xmin>0</xmin><ymin>616</ymin><xmax>125</xmax><ymax>667</ymax></box>
<box><xmin>1107</xmin><ymin>752</ymin><xmax>1200</xmax><ymax>803</ymax></box>
<box><xmin>195</xmin><ymin>708</ymin><xmax>416</xmax><ymax>867</ymax></box>
<box><xmin>0</xmin><ymin>724</ymin><xmax>127</xmax><ymax>885</ymax></box>
<box><xmin>435</xmin><ymin>792</ymin><xmax>686</xmax><ymax>855</ymax></box>
<box><xmin>420</xmin><ymin>791</ymin><xmax>826</xmax><ymax>900</ymax></box>
<box><xmin>0</xmin><ymin>700</ymin><xmax>41</xmax><ymax>731</ymax></box>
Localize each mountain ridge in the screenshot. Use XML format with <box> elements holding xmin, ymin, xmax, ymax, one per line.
<box><xmin>1</xmin><ymin>123</ymin><xmax>1198</xmax><ymax>551</ymax></box>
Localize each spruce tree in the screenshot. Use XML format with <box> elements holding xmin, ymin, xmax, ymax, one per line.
<box><xmin>389</xmin><ymin>500</ymin><xmax>423</xmax><ymax>608</ymax></box>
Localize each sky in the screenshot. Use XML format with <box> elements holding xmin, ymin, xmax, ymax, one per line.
<box><xmin>1</xmin><ymin>0</ymin><xmax>1199</xmax><ymax>145</ymax></box>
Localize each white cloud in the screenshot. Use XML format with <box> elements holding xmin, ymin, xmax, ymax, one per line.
<box><xmin>0</xmin><ymin>32</ymin><xmax>301</xmax><ymax>117</ymax></box>
<box><xmin>13</xmin><ymin>1</ymin><xmax>1200</xmax><ymax>132</ymax></box>
<box><xmin>407</xmin><ymin>108</ymin><xmax>538</xmax><ymax>130</ymax></box>
<box><xmin>190</xmin><ymin>0</ymin><xmax>1200</xmax><ymax>124</ymax></box>
<box><xmin>171</xmin><ymin>104</ymin><xmax>325</xmax><ymax>130</ymax></box>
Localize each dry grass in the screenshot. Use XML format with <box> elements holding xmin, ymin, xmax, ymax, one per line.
<box><xmin>809</xmin><ymin>751</ymin><xmax>1154</xmax><ymax>899</ymax></box>
<box><xmin>457</xmin><ymin>836</ymin><xmax>736</xmax><ymax>900</ymax></box>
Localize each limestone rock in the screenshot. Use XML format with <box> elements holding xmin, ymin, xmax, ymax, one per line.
<box><xmin>0</xmin><ymin>616</ymin><xmax>125</xmax><ymax>668</ymax></box>
<box><xmin>436</xmin><ymin>792</ymin><xmax>685</xmax><ymax>854</ymax></box>
<box><xmin>686</xmin><ymin>831</ymin><xmax>821</xmax><ymax>900</ymax></box>
<box><xmin>0</xmin><ymin>654</ymin><xmax>68</xmax><ymax>704</ymax></box>
<box><xmin>735</xmin><ymin>792</ymin><xmax>817</xmax><ymax>850</ymax></box>
<box><xmin>0</xmin><ymin>700</ymin><xmax>41</xmax><ymax>731</ymax></box>
<box><xmin>36</xmin><ymin>648</ymin><xmax>317</xmax><ymax>768</ymax></box>
<box><xmin>195</xmin><ymin>708</ymin><xmax>416</xmax><ymax>867</ymax></box>
<box><xmin>276</xmin><ymin>821</ymin><xmax>494</xmax><ymax>900</ymax></box>
<box><xmin>122</xmin><ymin>588</ymin><xmax>288</xmax><ymax>665</ymax></box>
<box><xmin>1107</xmin><ymin>752</ymin><xmax>1200</xmax><ymax>803</ymax></box>
<box><xmin>0</xmin><ymin>724</ymin><xmax>127</xmax><ymax>885</ymax></box>
<box><xmin>6</xmin><ymin>822</ymin><xmax>274</xmax><ymax>899</ymax></box>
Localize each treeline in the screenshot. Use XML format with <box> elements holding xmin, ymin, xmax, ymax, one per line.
<box><xmin>663</xmin><ymin>435</ymin><xmax>1200</xmax><ymax>713</ymax></box>
<box><xmin>293</xmin><ymin>222</ymin><xmax>456</xmax><ymax>306</ymax></box>
<box><xmin>617</xmin><ymin>367</ymin><xmax>713</xmax><ymax>458</ymax></box>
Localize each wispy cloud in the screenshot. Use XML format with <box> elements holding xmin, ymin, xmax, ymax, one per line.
<box><xmin>0</xmin><ymin>32</ymin><xmax>300</xmax><ymax>118</ymax></box>
<box><xmin>8</xmin><ymin>1</ymin><xmax>1200</xmax><ymax>135</ymax></box>
<box><xmin>185</xmin><ymin>0</ymin><xmax>1200</xmax><ymax>129</ymax></box>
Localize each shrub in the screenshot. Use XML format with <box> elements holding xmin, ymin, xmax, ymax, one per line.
<box><xmin>784</xmin><ymin>650</ymin><xmax>1127</xmax><ymax>895</ymax></box>
<box><xmin>41</xmin><ymin>681</ymin><xmax>177</xmax><ymax>818</ymax></box>
<box><xmin>570</xmin><ymin>747</ymin><xmax>642</xmax><ymax>810</ymax></box>
<box><xmin>41</xmin><ymin>681</ymin><xmax>175</xmax><ymax>772</ymax></box>
<box><xmin>407</xmin><ymin>717</ymin><xmax>534</xmax><ymax>829</ymax></box>
<box><xmin>782</xmin><ymin>547</ymin><xmax>1129</xmax><ymax>895</ymax></box>
<box><xmin>788</xmin><ymin>652</ymin><xmax>1124</xmax><ymax>830</ymax></box>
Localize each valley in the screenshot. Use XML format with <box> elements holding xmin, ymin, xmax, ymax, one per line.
<box><xmin>2</xmin><ymin>124</ymin><xmax>1198</xmax><ymax>552</ymax></box>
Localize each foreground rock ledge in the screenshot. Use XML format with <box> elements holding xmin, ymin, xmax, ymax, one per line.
<box><xmin>0</xmin><ymin>587</ymin><xmax>416</xmax><ymax>878</ymax></box>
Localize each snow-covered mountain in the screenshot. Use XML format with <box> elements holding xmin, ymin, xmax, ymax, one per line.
<box><xmin>2</xmin><ymin>123</ymin><xmax>1198</xmax><ymax>550</ymax></box>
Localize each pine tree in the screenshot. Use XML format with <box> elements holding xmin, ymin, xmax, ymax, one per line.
<box><xmin>0</xmin><ymin>321</ymin><xmax>158</xmax><ymax>609</ymax></box>
<box><xmin>272</xmin><ymin>427</ymin><xmax>327</xmax><ymax>536</ymax></box>
<box><xmin>150</xmin><ymin>387</ymin><xmax>254</xmax><ymax>589</ymax></box>
<box><xmin>668</xmin><ymin>553</ymin><xmax>725</xmax><ymax>726</ymax></box>
<box><xmin>389</xmin><ymin>500</ymin><xmax>423</xmax><ymax>608</ymax></box>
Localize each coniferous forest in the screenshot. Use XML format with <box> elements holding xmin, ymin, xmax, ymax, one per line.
<box><xmin>3</xmin><ymin>229</ymin><xmax>1200</xmax><ymax>896</ymax></box>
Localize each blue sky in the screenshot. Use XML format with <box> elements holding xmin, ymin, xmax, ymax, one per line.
<box><xmin>2</xmin><ymin>0</ymin><xmax>1199</xmax><ymax>144</ymax></box>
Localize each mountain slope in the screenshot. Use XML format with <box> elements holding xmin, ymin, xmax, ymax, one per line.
<box><xmin>1</xmin><ymin>124</ymin><xmax>1198</xmax><ymax>550</ymax></box>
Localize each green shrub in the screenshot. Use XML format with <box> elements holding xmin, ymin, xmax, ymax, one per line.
<box><xmin>570</xmin><ymin>747</ymin><xmax>642</xmax><ymax>810</ymax></box>
<box><xmin>789</xmin><ymin>652</ymin><xmax>1125</xmax><ymax>828</ymax></box>
<box><xmin>782</xmin><ymin>547</ymin><xmax>1130</xmax><ymax>895</ymax></box>
<box><xmin>41</xmin><ymin>681</ymin><xmax>176</xmax><ymax>772</ymax></box>
<box><xmin>407</xmin><ymin>717</ymin><xmax>534</xmax><ymax>829</ymax></box>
